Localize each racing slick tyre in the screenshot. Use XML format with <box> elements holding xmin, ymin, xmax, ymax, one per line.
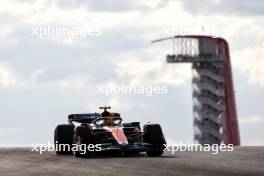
<box><xmin>73</xmin><ymin>126</ymin><xmax>93</xmax><ymax>158</ymax></box>
<box><xmin>143</xmin><ymin>124</ymin><xmax>166</xmax><ymax>157</ymax></box>
<box><xmin>54</xmin><ymin>124</ymin><xmax>74</xmax><ymax>155</ymax></box>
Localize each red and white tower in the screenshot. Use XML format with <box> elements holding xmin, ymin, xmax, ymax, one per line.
<box><xmin>153</xmin><ymin>35</ymin><xmax>240</xmax><ymax>145</ymax></box>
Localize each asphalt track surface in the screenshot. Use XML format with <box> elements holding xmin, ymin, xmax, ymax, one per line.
<box><xmin>0</xmin><ymin>147</ymin><xmax>263</xmax><ymax>176</ymax></box>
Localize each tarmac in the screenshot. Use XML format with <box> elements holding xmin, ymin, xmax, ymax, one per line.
<box><xmin>0</xmin><ymin>146</ymin><xmax>263</xmax><ymax>176</ymax></box>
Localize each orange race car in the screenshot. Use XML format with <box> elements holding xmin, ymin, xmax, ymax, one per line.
<box><xmin>54</xmin><ymin>106</ymin><xmax>166</xmax><ymax>157</ymax></box>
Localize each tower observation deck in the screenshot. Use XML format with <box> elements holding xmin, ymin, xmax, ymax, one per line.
<box><xmin>153</xmin><ymin>35</ymin><xmax>240</xmax><ymax>145</ymax></box>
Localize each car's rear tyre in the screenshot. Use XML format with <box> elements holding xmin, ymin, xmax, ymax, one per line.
<box><xmin>143</xmin><ymin>124</ymin><xmax>166</xmax><ymax>157</ymax></box>
<box><xmin>73</xmin><ymin>126</ymin><xmax>93</xmax><ymax>158</ymax></box>
<box><xmin>54</xmin><ymin>124</ymin><xmax>74</xmax><ymax>155</ymax></box>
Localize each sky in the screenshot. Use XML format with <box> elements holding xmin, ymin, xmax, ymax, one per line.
<box><xmin>0</xmin><ymin>0</ymin><xmax>263</xmax><ymax>146</ymax></box>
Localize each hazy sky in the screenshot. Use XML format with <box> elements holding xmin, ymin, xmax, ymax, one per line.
<box><xmin>0</xmin><ymin>0</ymin><xmax>264</xmax><ymax>146</ymax></box>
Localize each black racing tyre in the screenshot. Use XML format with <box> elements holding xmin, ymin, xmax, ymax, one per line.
<box><xmin>54</xmin><ymin>124</ymin><xmax>74</xmax><ymax>155</ymax></box>
<box><xmin>143</xmin><ymin>124</ymin><xmax>166</xmax><ymax>157</ymax></box>
<box><xmin>73</xmin><ymin>126</ymin><xmax>93</xmax><ymax>157</ymax></box>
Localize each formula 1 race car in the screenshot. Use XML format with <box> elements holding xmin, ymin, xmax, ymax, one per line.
<box><xmin>54</xmin><ymin>106</ymin><xmax>166</xmax><ymax>157</ymax></box>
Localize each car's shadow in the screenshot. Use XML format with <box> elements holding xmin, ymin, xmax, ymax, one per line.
<box><xmin>58</xmin><ymin>152</ymin><xmax>178</xmax><ymax>159</ymax></box>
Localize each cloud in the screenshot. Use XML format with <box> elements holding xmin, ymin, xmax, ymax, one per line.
<box><xmin>0</xmin><ymin>61</ymin><xmax>95</xmax><ymax>89</ymax></box>
<box><xmin>55</xmin><ymin>0</ymin><xmax>170</xmax><ymax>12</ymax></box>
<box><xmin>0</xmin><ymin>62</ymin><xmax>18</xmax><ymax>86</ymax></box>
<box><xmin>180</xmin><ymin>0</ymin><xmax>264</xmax><ymax>16</ymax></box>
<box><xmin>239</xmin><ymin>115</ymin><xmax>264</xmax><ymax>146</ymax></box>
<box><xmin>1</xmin><ymin>0</ymin><xmax>171</xmax><ymax>18</ymax></box>
<box><xmin>0</xmin><ymin>24</ymin><xmax>18</xmax><ymax>47</ymax></box>
<box><xmin>233</xmin><ymin>42</ymin><xmax>264</xmax><ymax>87</ymax></box>
<box><xmin>114</xmin><ymin>48</ymin><xmax>191</xmax><ymax>86</ymax></box>
<box><xmin>0</xmin><ymin>62</ymin><xmax>50</xmax><ymax>88</ymax></box>
<box><xmin>108</xmin><ymin>97</ymin><xmax>145</xmax><ymax>110</ymax></box>
<box><xmin>239</xmin><ymin>116</ymin><xmax>264</xmax><ymax>124</ymax></box>
<box><xmin>0</xmin><ymin>127</ymin><xmax>24</xmax><ymax>146</ymax></box>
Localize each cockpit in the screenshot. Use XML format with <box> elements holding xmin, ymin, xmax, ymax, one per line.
<box><xmin>93</xmin><ymin>117</ymin><xmax>122</xmax><ymax>127</ymax></box>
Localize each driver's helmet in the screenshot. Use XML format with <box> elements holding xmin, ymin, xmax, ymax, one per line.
<box><xmin>102</xmin><ymin>110</ymin><xmax>110</xmax><ymax>117</ymax></box>
<box><xmin>103</xmin><ymin>119</ymin><xmax>111</xmax><ymax>126</ymax></box>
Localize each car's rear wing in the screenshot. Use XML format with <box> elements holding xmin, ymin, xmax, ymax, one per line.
<box><xmin>68</xmin><ymin>113</ymin><xmax>99</xmax><ymax>123</ymax></box>
<box><xmin>68</xmin><ymin>112</ymin><xmax>121</xmax><ymax>123</ymax></box>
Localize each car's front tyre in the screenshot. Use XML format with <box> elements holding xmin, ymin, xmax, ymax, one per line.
<box><xmin>73</xmin><ymin>126</ymin><xmax>93</xmax><ymax>157</ymax></box>
<box><xmin>143</xmin><ymin>124</ymin><xmax>166</xmax><ymax>157</ymax></box>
